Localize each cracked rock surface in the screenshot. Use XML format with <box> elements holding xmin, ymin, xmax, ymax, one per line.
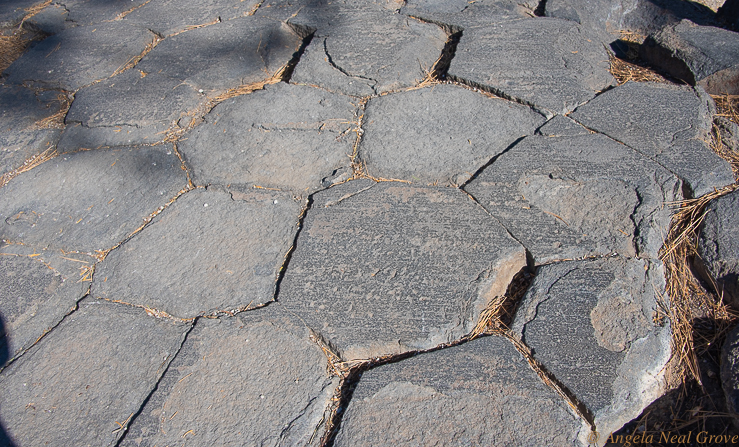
<box><xmin>1</xmin><ymin>0</ymin><xmax>736</xmax><ymax>445</ymax></box>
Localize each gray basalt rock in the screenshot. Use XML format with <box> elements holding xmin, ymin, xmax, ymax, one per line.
<box><xmin>570</xmin><ymin>81</ymin><xmax>734</xmax><ymax>197</ymax></box>
<box><xmin>359</xmin><ymin>84</ymin><xmax>545</xmax><ymax>185</ymax></box>
<box><xmin>59</xmin><ymin>0</ymin><xmax>152</xmax><ymax>25</ymax></box>
<box><xmin>697</xmin><ymin>189</ymin><xmax>739</xmax><ymax>306</ymax></box>
<box><xmin>511</xmin><ymin>257</ymin><xmax>672</xmax><ymax>444</ymax></box>
<box><xmin>0</xmin><ymin>145</ymin><xmax>188</xmax><ymax>253</ymax></box>
<box><xmin>448</xmin><ymin>17</ymin><xmax>615</xmax><ymax>115</ymax></box>
<box><xmin>92</xmin><ymin>187</ymin><xmax>303</xmax><ymax>319</ymax></box>
<box><xmin>120</xmin><ymin>307</ymin><xmax>337</xmax><ymax>447</ymax></box>
<box><xmin>179</xmin><ymin>82</ymin><xmax>357</xmax><ymax>192</ymax></box>
<box><xmin>536</xmin><ymin>115</ymin><xmax>591</xmax><ymax>137</ymax></box>
<box><xmin>290</xmin><ymin>7</ymin><xmax>447</xmax><ymax>95</ymax></box>
<box><xmin>4</xmin><ymin>22</ymin><xmax>157</xmax><ymax>91</ymax></box>
<box><xmin>464</xmin><ymin>134</ymin><xmax>682</xmax><ymax>264</ymax></box>
<box><xmin>0</xmin><ymin>0</ymin><xmax>43</xmax><ymax>27</ymax></box>
<box><xmin>641</xmin><ymin>20</ymin><xmax>739</xmax><ymax>95</ymax></box>
<box><xmin>279</xmin><ymin>179</ymin><xmax>526</xmax><ymax>361</ymax></box>
<box><xmin>0</xmin><ymin>298</ymin><xmax>192</xmax><ymax>447</ymax></box>
<box><xmin>124</xmin><ymin>0</ymin><xmax>263</xmax><ymax>36</ymax></box>
<box><xmin>334</xmin><ymin>335</ymin><xmax>583</xmax><ymax>446</ymax></box>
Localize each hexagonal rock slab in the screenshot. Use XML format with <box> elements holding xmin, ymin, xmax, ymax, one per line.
<box><xmin>570</xmin><ymin>82</ymin><xmax>735</xmax><ymax>197</ymax></box>
<box><xmin>448</xmin><ymin>17</ymin><xmax>615</xmax><ymax>115</ymax></box>
<box><xmin>92</xmin><ymin>187</ymin><xmax>303</xmax><ymax>319</ymax></box>
<box><xmin>120</xmin><ymin>307</ymin><xmax>337</xmax><ymax>447</ymax></box>
<box><xmin>289</xmin><ymin>7</ymin><xmax>447</xmax><ymax>95</ymax></box>
<box><xmin>0</xmin><ymin>247</ymin><xmax>91</xmax><ymax>366</ymax></box>
<box><xmin>641</xmin><ymin>20</ymin><xmax>739</xmax><ymax>95</ymax></box>
<box><xmin>4</xmin><ymin>22</ymin><xmax>157</xmax><ymax>91</ymax></box>
<box><xmin>279</xmin><ymin>179</ymin><xmax>526</xmax><ymax>361</ymax></box>
<box><xmin>124</xmin><ymin>0</ymin><xmax>263</xmax><ymax>36</ymax></box>
<box><xmin>464</xmin><ymin>134</ymin><xmax>682</xmax><ymax>264</ymax></box>
<box><xmin>697</xmin><ymin>189</ymin><xmax>739</xmax><ymax>306</ymax></box>
<box><xmin>510</xmin><ymin>257</ymin><xmax>672</xmax><ymax>443</ymax></box>
<box><xmin>359</xmin><ymin>84</ymin><xmax>545</xmax><ymax>185</ymax></box>
<box><xmin>334</xmin><ymin>335</ymin><xmax>582</xmax><ymax>446</ymax></box>
<box><xmin>179</xmin><ymin>82</ymin><xmax>357</xmax><ymax>192</ymax></box>
<box><xmin>0</xmin><ymin>145</ymin><xmax>187</xmax><ymax>253</ymax></box>
<box><xmin>0</xmin><ymin>298</ymin><xmax>192</xmax><ymax>447</ymax></box>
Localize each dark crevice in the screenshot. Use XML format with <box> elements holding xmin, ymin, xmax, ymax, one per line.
<box><xmin>448</xmin><ymin>74</ymin><xmax>552</xmax><ymax>118</ymax></box>
<box><xmin>430</xmin><ymin>29</ymin><xmax>462</xmax><ymax>80</ymax></box>
<box><xmin>280</xmin><ymin>25</ymin><xmax>316</xmax><ymax>83</ymax></box>
<box><xmin>460</xmin><ymin>135</ymin><xmax>526</xmax><ymax>189</ymax></box>
<box><xmin>272</xmin><ymin>196</ymin><xmax>313</xmax><ymax>303</ymax></box>
<box><xmin>321</xmin><ymin>37</ymin><xmax>378</xmax><ymax>90</ymax></box>
<box><xmin>533</xmin><ymin>0</ymin><xmax>547</xmax><ymax>17</ymax></box>
<box><xmin>114</xmin><ymin>318</ymin><xmax>197</xmax><ymax>447</ymax></box>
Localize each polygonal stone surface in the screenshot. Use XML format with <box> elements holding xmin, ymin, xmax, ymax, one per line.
<box><xmin>124</xmin><ymin>0</ymin><xmax>262</xmax><ymax>36</ymax></box>
<box><xmin>279</xmin><ymin>179</ymin><xmax>526</xmax><ymax>361</ymax></box>
<box><xmin>60</xmin><ymin>0</ymin><xmax>152</xmax><ymax>25</ymax></box>
<box><xmin>448</xmin><ymin>17</ymin><xmax>615</xmax><ymax>115</ymax></box>
<box><xmin>0</xmin><ymin>298</ymin><xmax>191</xmax><ymax>447</ymax></box>
<box><xmin>120</xmin><ymin>307</ymin><xmax>337</xmax><ymax>447</ymax></box>
<box><xmin>511</xmin><ymin>257</ymin><xmax>672</xmax><ymax>441</ymax></box>
<box><xmin>464</xmin><ymin>134</ymin><xmax>682</xmax><ymax>264</ymax></box>
<box><xmin>698</xmin><ymin>189</ymin><xmax>739</xmax><ymax>305</ymax></box>
<box><xmin>359</xmin><ymin>84</ymin><xmax>545</xmax><ymax>185</ymax></box>
<box><xmin>641</xmin><ymin>20</ymin><xmax>739</xmax><ymax>94</ymax></box>
<box><xmin>334</xmin><ymin>335</ymin><xmax>582</xmax><ymax>446</ymax></box>
<box><xmin>570</xmin><ymin>81</ymin><xmax>734</xmax><ymax>197</ymax></box>
<box><xmin>179</xmin><ymin>82</ymin><xmax>357</xmax><ymax>192</ymax></box>
<box><xmin>92</xmin><ymin>187</ymin><xmax>303</xmax><ymax>318</ymax></box>
<box><xmin>4</xmin><ymin>22</ymin><xmax>157</xmax><ymax>91</ymax></box>
<box><xmin>0</xmin><ymin>248</ymin><xmax>91</xmax><ymax>365</ymax></box>
<box><xmin>400</xmin><ymin>0</ymin><xmax>534</xmax><ymax>21</ymax></box>
<box><xmin>0</xmin><ymin>145</ymin><xmax>187</xmax><ymax>252</ymax></box>
<box><xmin>290</xmin><ymin>8</ymin><xmax>447</xmax><ymax>95</ymax></box>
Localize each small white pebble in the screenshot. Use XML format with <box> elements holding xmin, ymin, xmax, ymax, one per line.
<box><xmin>273</xmin><ymin>200</ymin><xmax>278</xmax><ymax>204</ymax></box>
<box><xmin>198</xmin><ymin>89</ymin><xmax>204</xmax><ymax>93</ymax></box>
<box><xmin>204</xmin><ymin>203</ymin><xmax>208</xmax><ymax>207</ymax></box>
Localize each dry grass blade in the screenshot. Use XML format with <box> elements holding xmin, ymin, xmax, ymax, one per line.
<box><xmin>608</xmin><ymin>51</ymin><xmax>669</xmax><ymax>85</ymax></box>
<box><xmin>22</xmin><ymin>0</ymin><xmax>51</xmax><ymax>22</ymax></box>
<box><xmin>712</xmin><ymin>93</ymin><xmax>739</xmax><ymax>126</ymax></box>
<box><xmin>0</xmin><ymin>25</ymin><xmax>46</xmax><ymax>73</ymax></box>
<box><xmin>33</xmin><ymin>91</ymin><xmax>73</xmax><ymax>129</ymax></box>
<box><xmin>470</xmin><ymin>268</ymin><xmax>533</xmax><ymax>338</ymax></box>
<box><xmin>110</xmin><ymin>35</ymin><xmax>162</xmax><ymax>77</ymax></box>
<box><xmin>0</xmin><ymin>147</ymin><xmax>57</xmax><ymax>188</ymax></box>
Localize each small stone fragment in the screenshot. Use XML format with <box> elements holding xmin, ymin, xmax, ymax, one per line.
<box><xmin>697</xmin><ymin>189</ymin><xmax>739</xmax><ymax>306</ymax></box>
<box><xmin>279</xmin><ymin>179</ymin><xmax>526</xmax><ymax>361</ymax></box>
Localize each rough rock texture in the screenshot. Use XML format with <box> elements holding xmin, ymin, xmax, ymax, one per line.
<box><xmin>536</xmin><ymin>115</ymin><xmax>591</xmax><ymax>137</ymax></box>
<box><xmin>92</xmin><ymin>187</ymin><xmax>303</xmax><ymax>319</ymax></box>
<box><xmin>124</xmin><ymin>0</ymin><xmax>263</xmax><ymax>36</ymax></box>
<box><xmin>359</xmin><ymin>84</ymin><xmax>545</xmax><ymax>185</ymax></box>
<box><xmin>120</xmin><ymin>307</ymin><xmax>337</xmax><ymax>447</ymax></box>
<box><xmin>0</xmin><ymin>298</ymin><xmax>191</xmax><ymax>447</ymax></box>
<box><xmin>511</xmin><ymin>257</ymin><xmax>672</xmax><ymax>443</ymax></box>
<box><xmin>448</xmin><ymin>17</ymin><xmax>615</xmax><ymax>115</ymax></box>
<box><xmin>697</xmin><ymin>189</ymin><xmax>739</xmax><ymax>305</ymax></box>
<box><xmin>0</xmin><ymin>0</ymin><xmax>45</xmax><ymax>27</ymax></box>
<box><xmin>335</xmin><ymin>335</ymin><xmax>583</xmax><ymax>446</ymax></box>
<box><xmin>4</xmin><ymin>22</ymin><xmax>157</xmax><ymax>91</ymax></box>
<box><xmin>290</xmin><ymin>7</ymin><xmax>447</xmax><ymax>95</ymax></box>
<box><xmin>464</xmin><ymin>134</ymin><xmax>682</xmax><ymax>264</ymax></box>
<box><xmin>179</xmin><ymin>82</ymin><xmax>357</xmax><ymax>192</ymax></box>
<box><xmin>0</xmin><ymin>145</ymin><xmax>187</xmax><ymax>252</ymax></box>
<box><xmin>400</xmin><ymin>0</ymin><xmax>535</xmax><ymax>22</ymax></box>
<box><xmin>279</xmin><ymin>179</ymin><xmax>526</xmax><ymax>361</ymax></box>
<box><xmin>641</xmin><ymin>20</ymin><xmax>739</xmax><ymax>94</ymax></box>
<box><xmin>570</xmin><ymin>81</ymin><xmax>734</xmax><ymax>197</ymax></box>
<box><xmin>722</xmin><ymin>323</ymin><xmax>739</xmax><ymax>423</ymax></box>
<box><xmin>60</xmin><ymin>0</ymin><xmax>152</xmax><ymax>25</ymax></box>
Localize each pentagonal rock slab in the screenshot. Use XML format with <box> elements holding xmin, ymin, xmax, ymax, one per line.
<box><xmin>511</xmin><ymin>257</ymin><xmax>672</xmax><ymax>441</ymax></box>
<box><xmin>92</xmin><ymin>187</ymin><xmax>303</xmax><ymax>318</ymax></box>
<box><xmin>0</xmin><ymin>298</ymin><xmax>192</xmax><ymax>446</ymax></box>
<box><xmin>120</xmin><ymin>307</ymin><xmax>337</xmax><ymax>447</ymax></box>
<box><xmin>4</xmin><ymin>22</ymin><xmax>157</xmax><ymax>91</ymax></box>
<box><xmin>448</xmin><ymin>17</ymin><xmax>615</xmax><ymax>115</ymax></box>
<box><xmin>124</xmin><ymin>0</ymin><xmax>262</xmax><ymax>36</ymax></box>
<box><xmin>179</xmin><ymin>82</ymin><xmax>357</xmax><ymax>192</ymax></box>
<box><xmin>334</xmin><ymin>335</ymin><xmax>582</xmax><ymax>446</ymax></box>
<box><xmin>359</xmin><ymin>84</ymin><xmax>545</xmax><ymax>185</ymax></box>
<box><xmin>570</xmin><ymin>81</ymin><xmax>734</xmax><ymax>197</ymax></box>
<box><xmin>0</xmin><ymin>145</ymin><xmax>187</xmax><ymax>253</ymax></box>
<box><xmin>697</xmin><ymin>189</ymin><xmax>739</xmax><ymax>306</ymax></box>
<box><xmin>279</xmin><ymin>179</ymin><xmax>526</xmax><ymax>361</ymax></box>
<box><xmin>290</xmin><ymin>7</ymin><xmax>447</xmax><ymax>95</ymax></box>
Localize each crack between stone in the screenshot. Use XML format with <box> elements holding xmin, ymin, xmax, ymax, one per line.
<box><xmin>447</xmin><ymin>75</ymin><xmax>554</xmax><ymax>118</ymax></box>
<box><xmin>272</xmin><ymin>196</ymin><xmax>312</xmax><ymax>304</ymax></box>
<box><xmin>277</xmin><ymin>394</ymin><xmax>320</xmax><ymax>446</ymax></box>
<box><xmin>321</xmin><ymin>38</ymin><xmax>378</xmax><ymax>92</ymax></box>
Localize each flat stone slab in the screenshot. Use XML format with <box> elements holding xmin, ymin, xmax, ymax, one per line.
<box><xmin>0</xmin><ymin>298</ymin><xmax>191</xmax><ymax>446</ymax></box>
<box><xmin>4</xmin><ymin>22</ymin><xmax>157</xmax><ymax>91</ymax></box>
<box><xmin>279</xmin><ymin>179</ymin><xmax>526</xmax><ymax>361</ymax></box>
<box><xmin>60</xmin><ymin>0</ymin><xmax>152</xmax><ymax>25</ymax></box>
<box><xmin>0</xmin><ymin>145</ymin><xmax>187</xmax><ymax>253</ymax></box>
<box><xmin>92</xmin><ymin>187</ymin><xmax>303</xmax><ymax>318</ymax></box>
<box><xmin>400</xmin><ymin>0</ymin><xmax>534</xmax><ymax>23</ymax></box>
<box><xmin>124</xmin><ymin>0</ymin><xmax>262</xmax><ymax>36</ymax></box>
<box><xmin>464</xmin><ymin>134</ymin><xmax>681</xmax><ymax>264</ymax></box>
<box><xmin>641</xmin><ymin>20</ymin><xmax>739</xmax><ymax>95</ymax></box>
<box><xmin>698</xmin><ymin>189</ymin><xmax>739</xmax><ymax>305</ymax></box>
<box><xmin>570</xmin><ymin>81</ymin><xmax>735</xmax><ymax>197</ymax></box>
<box><xmin>359</xmin><ymin>84</ymin><xmax>545</xmax><ymax>185</ymax></box>
<box><xmin>179</xmin><ymin>82</ymin><xmax>357</xmax><ymax>192</ymax></box>
<box><xmin>290</xmin><ymin>8</ymin><xmax>447</xmax><ymax>95</ymax></box>
<box><xmin>511</xmin><ymin>257</ymin><xmax>672</xmax><ymax>441</ymax></box>
<box><xmin>120</xmin><ymin>307</ymin><xmax>337</xmax><ymax>447</ymax></box>
<box><xmin>536</xmin><ymin>114</ymin><xmax>591</xmax><ymax>137</ymax></box>
<box><xmin>334</xmin><ymin>335</ymin><xmax>582</xmax><ymax>446</ymax></box>
<box><xmin>448</xmin><ymin>17</ymin><xmax>615</xmax><ymax>115</ymax></box>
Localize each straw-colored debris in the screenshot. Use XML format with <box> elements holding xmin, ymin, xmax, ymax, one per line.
<box><xmin>33</xmin><ymin>91</ymin><xmax>73</xmax><ymax>129</ymax></box>
<box><xmin>0</xmin><ymin>147</ymin><xmax>58</xmax><ymax>188</ymax></box>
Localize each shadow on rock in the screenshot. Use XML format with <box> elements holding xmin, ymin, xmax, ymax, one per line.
<box><xmin>0</xmin><ymin>313</ymin><xmax>17</xmax><ymax>447</ymax></box>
